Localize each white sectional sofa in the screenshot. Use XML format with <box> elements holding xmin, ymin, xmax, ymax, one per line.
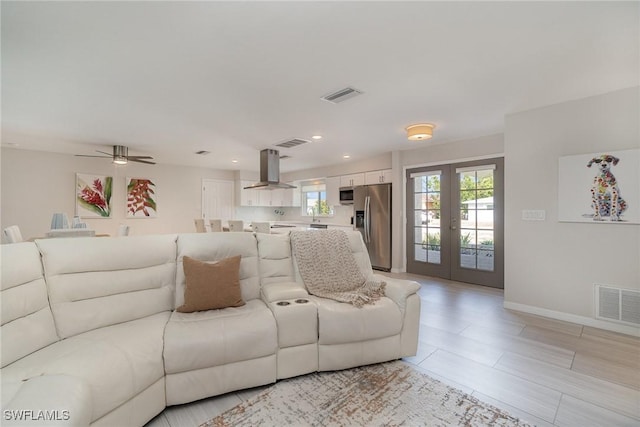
<box><xmin>1</xmin><ymin>231</ymin><xmax>420</xmax><ymax>427</ymax></box>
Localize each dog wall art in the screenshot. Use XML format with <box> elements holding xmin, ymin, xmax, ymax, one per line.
<box><xmin>559</xmin><ymin>149</ymin><xmax>639</xmax><ymax>224</ymax></box>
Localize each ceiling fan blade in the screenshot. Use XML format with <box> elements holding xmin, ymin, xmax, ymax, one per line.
<box><xmin>75</xmin><ymin>154</ymin><xmax>112</xmax><ymax>158</ymax></box>
<box><xmin>127</xmin><ymin>155</ymin><xmax>154</xmax><ymax>160</ymax></box>
<box><xmin>129</xmin><ymin>158</ymin><xmax>156</xmax><ymax>165</ymax></box>
<box><xmin>95</xmin><ymin>150</ymin><xmax>112</xmax><ymax>156</ymax></box>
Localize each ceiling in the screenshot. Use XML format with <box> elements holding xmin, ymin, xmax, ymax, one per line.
<box><xmin>2</xmin><ymin>1</ymin><xmax>638</xmax><ymax>173</ymax></box>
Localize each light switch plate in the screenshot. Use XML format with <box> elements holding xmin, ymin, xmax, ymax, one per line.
<box><xmin>522</xmin><ymin>209</ymin><xmax>546</xmax><ymax>221</ymax></box>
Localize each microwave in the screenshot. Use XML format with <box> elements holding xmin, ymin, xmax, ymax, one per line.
<box><xmin>339</xmin><ymin>187</ymin><xmax>354</xmax><ymax>204</ymax></box>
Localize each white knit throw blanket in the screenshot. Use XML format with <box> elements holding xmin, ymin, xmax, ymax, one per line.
<box><xmin>290</xmin><ymin>230</ymin><xmax>385</xmax><ymax>308</ymax></box>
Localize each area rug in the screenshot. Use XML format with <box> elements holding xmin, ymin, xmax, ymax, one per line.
<box><xmin>201</xmin><ymin>360</ymin><xmax>533</xmax><ymax>426</ymax></box>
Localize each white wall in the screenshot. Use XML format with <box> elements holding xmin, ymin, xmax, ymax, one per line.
<box><xmin>504</xmin><ymin>87</ymin><xmax>640</xmax><ymax>333</ymax></box>
<box><xmin>1</xmin><ymin>148</ymin><xmax>234</xmax><ymax>238</ymax></box>
<box><xmin>281</xmin><ymin>152</ymin><xmax>392</xmax><ymax>182</ymax></box>
<box><xmin>399</xmin><ymin>134</ymin><xmax>504</xmax><ymax>167</ymax></box>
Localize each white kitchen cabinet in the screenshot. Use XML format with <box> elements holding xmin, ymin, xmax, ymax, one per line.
<box><xmin>340</xmin><ymin>173</ymin><xmax>365</xmax><ymax>187</ymax></box>
<box><xmin>325</xmin><ymin>176</ymin><xmax>341</xmax><ymax>206</ymax></box>
<box><xmin>289</xmin><ymin>182</ymin><xmax>302</xmax><ymax>207</ymax></box>
<box><xmin>237</xmin><ymin>180</ymin><xmax>259</xmax><ymax>206</ymax></box>
<box><xmin>269</xmin><ymin>183</ymin><xmax>299</xmax><ymax>207</ymax></box>
<box><xmin>258</xmin><ymin>190</ymin><xmax>272</xmax><ymax>207</ymax></box>
<box><xmin>237</xmin><ymin>180</ymin><xmax>301</xmax><ymax>207</ymax></box>
<box><xmin>268</xmin><ymin>188</ymin><xmax>294</xmax><ymax>207</ymax></box>
<box><xmin>365</xmin><ymin>169</ymin><xmax>392</xmax><ymax>185</ymax></box>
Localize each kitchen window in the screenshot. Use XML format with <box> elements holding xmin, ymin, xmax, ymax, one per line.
<box><xmin>302</xmin><ymin>181</ymin><xmax>333</xmax><ymax>216</ymax></box>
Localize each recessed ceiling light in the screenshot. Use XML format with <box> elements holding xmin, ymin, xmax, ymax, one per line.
<box><xmin>312</xmin><ymin>135</ymin><xmax>322</xmax><ymax>140</ymax></box>
<box><xmin>232</xmin><ymin>159</ymin><xmax>238</xmax><ymax>163</ymax></box>
<box><xmin>343</xmin><ymin>155</ymin><xmax>351</xmax><ymax>159</ymax></box>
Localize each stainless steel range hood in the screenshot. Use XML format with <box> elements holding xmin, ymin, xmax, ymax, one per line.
<box><xmin>243</xmin><ymin>149</ymin><xmax>296</xmax><ymax>190</ymax></box>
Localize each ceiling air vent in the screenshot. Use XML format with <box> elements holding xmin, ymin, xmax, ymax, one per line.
<box><xmin>321</xmin><ymin>87</ymin><xmax>363</xmax><ymax>104</ymax></box>
<box><xmin>280</xmin><ymin>155</ymin><xmax>292</xmax><ymax>160</ymax></box>
<box><xmin>195</xmin><ymin>150</ymin><xmax>211</xmax><ymax>155</ymax></box>
<box><xmin>275</xmin><ymin>138</ymin><xmax>310</xmax><ymax>148</ymax></box>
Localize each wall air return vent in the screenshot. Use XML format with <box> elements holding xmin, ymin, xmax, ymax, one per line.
<box><xmin>275</xmin><ymin>138</ymin><xmax>310</xmax><ymax>149</ymax></box>
<box><xmin>595</xmin><ymin>285</ymin><xmax>640</xmax><ymax>326</ymax></box>
<box><xmin>321</xmin><ymin>87</ymin><xmax>363</xmax><ymax>104</ymax></box>
<box><xmin>279</xmin><ymin>155</ymin><xmax>292</xmax><ymax>160</ymax></box>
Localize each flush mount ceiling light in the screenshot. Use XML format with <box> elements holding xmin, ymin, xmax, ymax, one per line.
<box><xmin>312</xmin><ymin>135</ymin><xmax>322</xmax><ymax>140</ymax></box>
<box><xmin>405</xmin><ymin>123</ymin><xmax>435</xmax><ymax>141</ymax></box>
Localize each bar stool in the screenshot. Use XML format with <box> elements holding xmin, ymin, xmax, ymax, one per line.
<box><xmin>251</xmin><ymin>222</ymin><xmax>271</xmax><ymax>234</ymax></box>
<box><xmin>228</xmin><ymin>220</ymin><xmax>244</xmax><ymax>232</ymax></box>
<box><xmin>194</xmin><ymin>219</ymin><xmax>206</xmax><ymax>233</ymax></box>
<box><xmin>209</xmin><ymin>219</ymin><xmax>223</xmax><ymax>232</ymax></box>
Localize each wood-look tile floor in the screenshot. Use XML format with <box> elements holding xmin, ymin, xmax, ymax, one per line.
<box><xmin>146</xmin><ymin>273</ymin><xmax>640</xmax><ymax>427</ymax></box>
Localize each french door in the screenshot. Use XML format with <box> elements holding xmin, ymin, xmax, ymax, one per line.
<box><xmin>406</xmin><ymin>158</ymin><xmax>504</xmax><ymax>288</ymax></box>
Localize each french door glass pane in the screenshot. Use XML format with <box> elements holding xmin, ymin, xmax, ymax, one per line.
<box><xmin>478</xmin><ymin>230</ymin><xmax>494</xmax><ymax>248</ymax></box>
<box><xmin>427</xmin><ymin>210</ymin><xmax>440</xmax><ymax>227</ymax></box>
<box><xmin>477</xmin><ymin>210</ymin><xmax>494</xmax><ymax>229</ymax></box>
<box><xmin>427</xmin><ymin>175</ymin><xmax>440</xmax><ymax>192</ymax></box>
<box><xmin>478</xmin><ymin>250</ymin><xmax>494</xmax><ymax>271</ymax></box>
<box><xmin>477</xmin><ymin>169</ymin><xmax>494</xmax><ymax>188</ymax></box>
<box><xmin>460</xmin><ymin>190</ymin><xmax>476</xmax><ymax>207</ymax></box>
<box><xmin>428</xmin><ymin>192</ymin><xmax>440</xmax><ymax>208</ymax></box>
<box><xmin>412</xmin><ymin>173</ymin><xmax>441</xmax><ymax>265</ymax></box>
<box><xmin>460</xmin><ymin>229</ymin><xmax>477</xmax><ymax>248</ymax></box>
<box><xmin>458</xmin><ymin>168</ymin><xmax>495</xmax><ymax>272</ymax></box>
<box><xmin>460</xmin><ymin>247</ymin><xmax>477</xmax><ymax>269</ymax></box>
<box><xmin>425</xmin><ymin>229</ymin><xmax>441</xmax><ymax>264</ymax></box>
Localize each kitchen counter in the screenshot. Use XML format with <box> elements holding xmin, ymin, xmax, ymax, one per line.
<box><xmin>270</xmin><ymin>221</ymin><xmax>354</xmax><ymax>232</ymax></box>
<box><xmin>272</xmin><ymin>221</ymin><xmax>353</xmax><ymax>228</ymax></box>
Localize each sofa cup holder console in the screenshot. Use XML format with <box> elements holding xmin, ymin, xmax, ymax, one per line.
<box><xmin>276</xmin><ymin>298</ymin><xmax>309</xmax><ymax>306</ymax></box>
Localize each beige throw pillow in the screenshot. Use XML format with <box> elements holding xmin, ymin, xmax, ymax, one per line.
<box><xmin>177</xmin><ymin>255</ymin><xmax>245</xmax><ymax>313</ymax></box>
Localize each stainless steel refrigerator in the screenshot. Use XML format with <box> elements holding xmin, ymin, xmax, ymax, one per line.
<box><xmin>354</xmin><ymin>183</ymin><xmax>392</xmax><ymax>271</ymax></box>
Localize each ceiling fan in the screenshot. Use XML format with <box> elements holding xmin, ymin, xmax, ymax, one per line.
<box><xmin>75</xmin><ymin>145</ymin><xmax>156</xmax><ymax>165</ymax></box>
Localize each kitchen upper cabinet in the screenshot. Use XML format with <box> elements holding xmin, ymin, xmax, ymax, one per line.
<box><xmin>258</xmin><ymin>190</ymin><xmax>272</xmax><ymax>207</ymax></box>
<box><xmin>325</xmin><ymin>176</ymin><xmax>341</xmax><ymax>206</ymax></box>
<box><xmin>268</xmin><ymin>183</ymin><xmax>300</xmax><ymax>207</ymax></box>
<box><xmin>266</xmin><ymin>188</ymin><xmax>289</xmax><ymax>207</ymax></box>
<box><xmin>237</xmin><ymin>180</ymin><xmax>301</xmax><ymax>207</ymax></box>
<box><xmin>340</xmin><ymin>173</ymin><xmax>365</xmax><ymax>187</ymax></box>
<box><xmin>289</xmin><ymin>182</ymin><xmax>302</xmax><ymax>207</ymax></box>
<box><xmin>365</xmin><ymin>169</ymin><xmax>392</xmax><ymax>185</ymax></box>
<box><xmin>237</xmin><ymin>180</ymin><xmax>259</xmax><ymax>206</ymax></box>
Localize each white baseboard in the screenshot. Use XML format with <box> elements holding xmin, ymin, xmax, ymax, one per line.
<box><xmin>503</xmin><ymin>301</ymin><xmax>640</xmax><ymax>337</ymax></box>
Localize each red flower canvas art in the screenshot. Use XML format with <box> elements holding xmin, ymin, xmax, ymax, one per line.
<box><xmin>76</xmin><ymin>174</ymin><xmax>112</xmax><ymax>218</ymax></box>
<box><xmin>127</xmin><ymin>177</ymin><xmax>157</xmax><ymax>218</ymax></box>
